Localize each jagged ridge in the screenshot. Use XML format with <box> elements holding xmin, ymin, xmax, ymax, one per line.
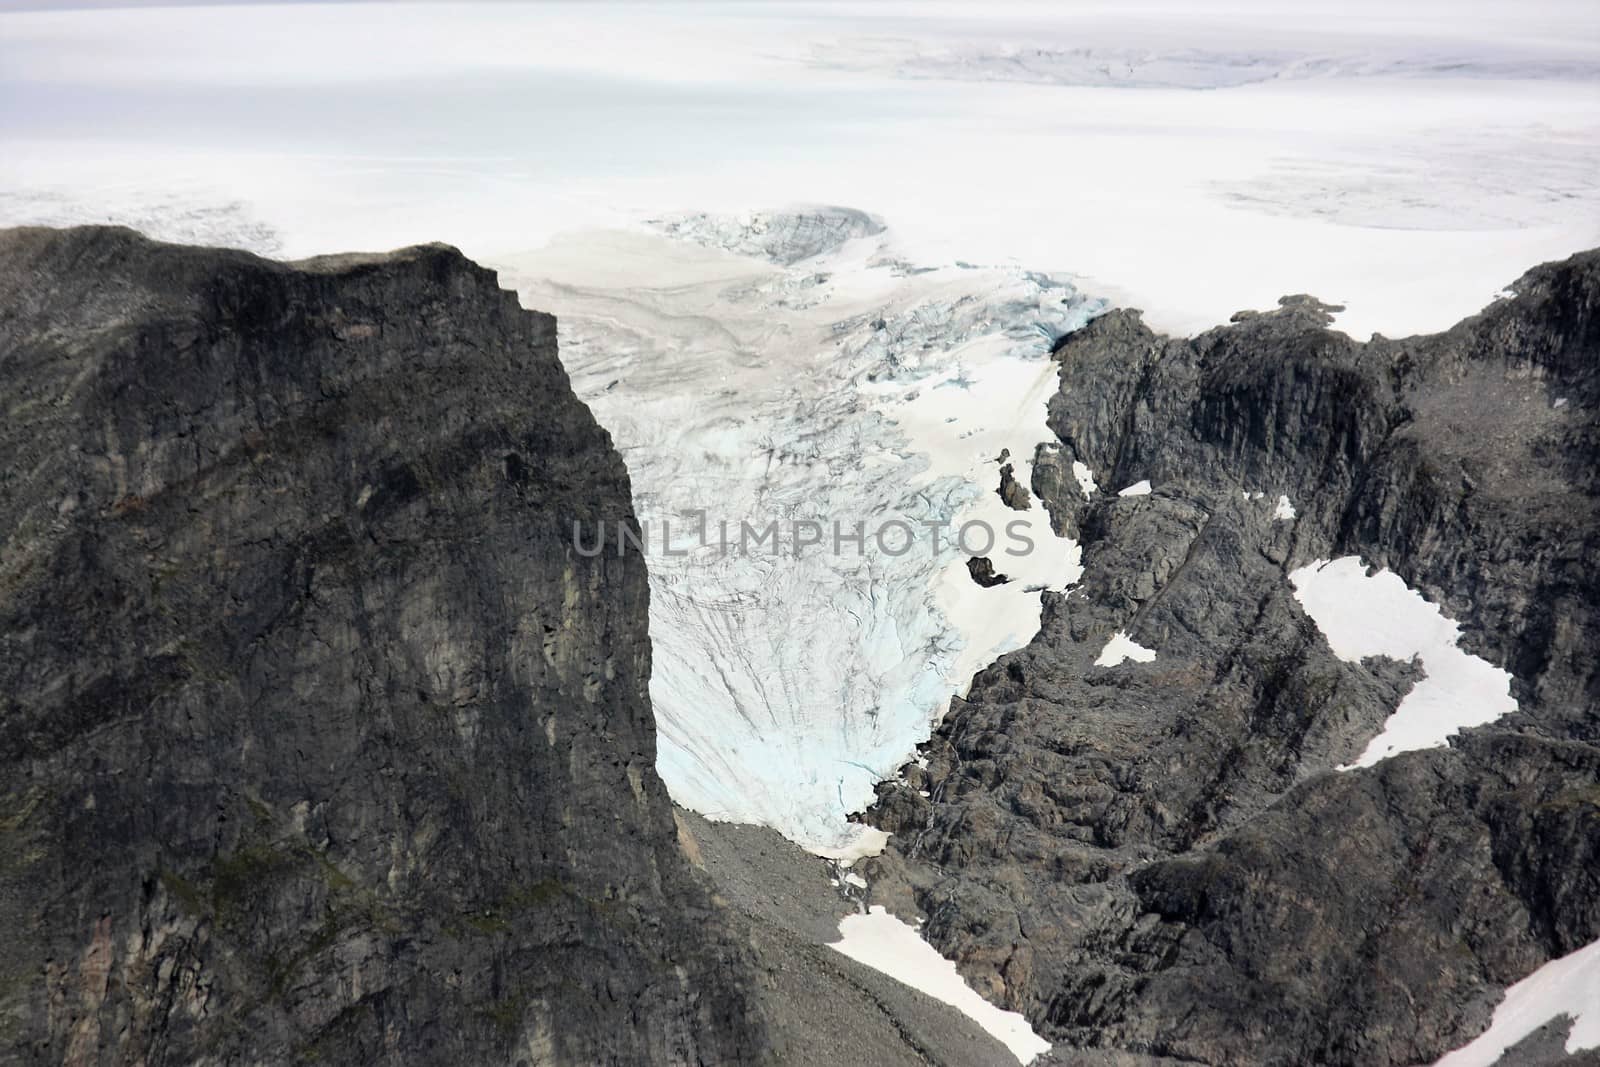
<box><xmin>864</xmin><ymin>250</ymin><xmax>1600</xmax><ymax>1066</ymax></box>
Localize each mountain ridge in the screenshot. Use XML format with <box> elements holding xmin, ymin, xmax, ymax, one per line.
<box><xmin>862</xmin><ymin>246</ymin><xmax>1600</xmax><ymax>1065</ymax></box>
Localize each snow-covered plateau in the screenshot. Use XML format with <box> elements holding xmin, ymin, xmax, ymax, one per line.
<box><xmin>3</xmin><ymin>1</ymin><xmax>1598</xmax><ymax>337</ymax></box>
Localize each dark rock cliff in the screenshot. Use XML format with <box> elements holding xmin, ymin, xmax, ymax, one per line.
<box><xmin>864</xmin><ymin>252</ymin><xmax>1600</xmax><ymax>1065</ymax></box>
<box><xmin>0</xmin><ymin>226</ymin><xmax>766</xmax><ymax>1065</ymax></box>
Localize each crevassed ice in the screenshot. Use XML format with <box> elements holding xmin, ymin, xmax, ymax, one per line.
<box><xmin>1288</xmin><ymin>556</ymin><xmax>1517</xmax><ymax>768</ymax></box>
<box><xmin>502</xmin><ymin>214</ymin><xmax>1100</xmax><ymax>856</ymax></box>
<box><xmin>831</xmin><ymin>906</ymin><xmax>1051</xmax><ymax>1064</ymax></box>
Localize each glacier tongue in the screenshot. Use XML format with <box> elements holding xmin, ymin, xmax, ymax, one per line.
<box><xmin>498</xmin><ymin>214</ymin><xmax>1099</xmax><ymax>855</ymax></box>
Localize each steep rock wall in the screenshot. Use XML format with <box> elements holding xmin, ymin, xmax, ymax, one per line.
<box><xmin>0</xmin><ymin>226</ymin><xmax>765</xmax><ymax>1066</ymax></box>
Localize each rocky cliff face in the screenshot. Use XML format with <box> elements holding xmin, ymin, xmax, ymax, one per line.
<box><xmin>864</xmin><ymin>252</ymin><xmax>1600</xmax><ymax>1064</ymax></box>
<box><xmin>0</xmin><ymin>226</ymin><xmax>765</xmax><ymax>1065</ymax></box>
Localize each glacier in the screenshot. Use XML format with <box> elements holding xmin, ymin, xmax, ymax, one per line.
<box><xmin>5</xmin><ymin>1</ymin><xmax>1598</xmax><ymax>341</ymax></box>
<box><xmin>499</xmin><ymin>210</ymin><xmax>1099</xmax><ymax>855</ymax></box>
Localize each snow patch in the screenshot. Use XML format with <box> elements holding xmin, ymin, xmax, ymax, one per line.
<box><xmin>1273</xmin><ymin>494</ymin><xmax>1296</xmax><ymax>520</ymax></box>
<box><xmin>831</xmin><ymin>906</ymin><xmax>1051</xmax><ymax>1064</ymax></box>
<box><xmin>1117</xmin><ymin>480</ymin><xmax>1152</xmax><ymax>497</ymax></box>
<box><xmin>1288</xmin><ymin>557</ymin><xmax>1517</xmax><ymax>768</ymax></box>
<box><xmin>1094</xmin><ymin>631</ymin><xmax>1157</xmax><ymax>667</ymax></box>
<box><xmin>1072</xmin><ymin>460</ymin><xmax>1098</xmax><ymax>499</ymax></box>
<box><xmin>812</xmin><ymin>826</ymin><xmax>892</xmax><ymax>867</ymax></box>
<box><xmin>1435</xmin><ymin>937</ymin><xmax>1600</xmax><ymax>1067</ymax></box>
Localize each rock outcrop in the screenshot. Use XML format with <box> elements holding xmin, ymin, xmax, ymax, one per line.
<box><xmin>0</xmin><ymin>227</ymin><xmax>766</xmax><ymax>1065</ymax></box>
<box><xmin>864</xmin><ymin>251</ymin><xmax>1600</xmax><ymax>1064</ymax></box>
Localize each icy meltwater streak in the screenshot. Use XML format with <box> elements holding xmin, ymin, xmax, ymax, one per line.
<box><xmin>831</xmin><ymin>906</ymin><xmax>1051</xmax><ymax>1064</ymax></box>
<box><xmin>1435</xmin><ymin>937</ymin><xmax>1600</xmax><ymax>1067</ymax></box>
<box><xmin>1288</xmin><ymin>557</ymin><xmax>1517</xmax><ymax>767</ymax></box>
<box><xmin>502</xmin><ymin>219</ymin><xmax>1097</xmax><ymax>857</ymax></box>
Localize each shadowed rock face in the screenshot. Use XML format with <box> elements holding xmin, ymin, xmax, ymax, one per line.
<box><xmin>864</xmin><ymin>251</ymin><xmax>1600</xmax><ymax>1065</ymax></box>
<box><xmin>0</xmin><ymin>227</ymin><xmax>765</xmax><ymax>1065</ymax></box>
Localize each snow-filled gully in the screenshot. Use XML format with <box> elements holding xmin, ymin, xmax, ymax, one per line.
<box><xmin>1285</xmin><ymin>556</ymin><xmax>1594</xmax><ymax>1064</ymax></box>
<box><xmin>1435</xmin><ymin>936</ymin><xmax>1600</xmax><ymax>1066</ymax></box>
